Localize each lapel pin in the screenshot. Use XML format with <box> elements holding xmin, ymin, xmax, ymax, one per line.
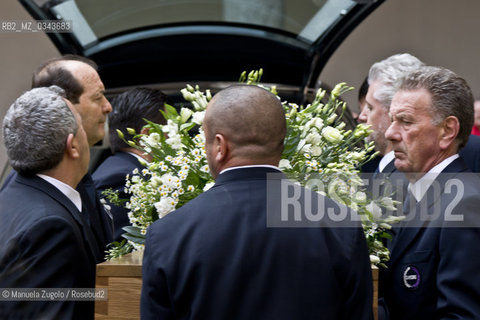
<box><xmin>403</xmin><ymin>265</ymin><xmax>421</xmax><ymax>290</ymax></box>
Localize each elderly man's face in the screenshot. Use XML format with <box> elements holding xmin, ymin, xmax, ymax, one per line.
<box><xmin>65</xmin><ymin>99</ymin><xmax>90</xmax><ymax>177</ymax></box>
<box><xmin>385</xmin><ymin>88</ymin><xmax>444</xmax><ymax>180</ymax></box>
<box><xmin>69</xmin><ymin>62</ymin><xmax>112</xmax><ymax>146</ymax></box>
<box><xmin>357</xmin><ymin>81</ymin><xmax>391</xmax><ymax>155</ymax></box>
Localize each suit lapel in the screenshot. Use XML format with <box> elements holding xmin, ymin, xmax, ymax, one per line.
<box><xmin>78</xmin><ymin>173</ymin><xmax>113</xmax><ymax>261</ymax></box>
<box><xmin>382</xmin><ymin>159</ymin><xmax>397</xmax><ymax>175</ymax></box>
<box><xmin>389</xmin><ymin>157</ymin><xmax>469</xmax><ymax>266</ymax></box>
<box><xmin>389</xmin><ymin>192</ymin><xmax>431</xmax><ymax>266</ymax></box>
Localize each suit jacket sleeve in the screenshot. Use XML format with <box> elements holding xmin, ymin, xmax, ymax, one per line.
<box><xmin>339</xmin><ymin>226</ymin><xmax>374</xmax><ymax>320</ymax></box>
<box><xmin>436</xmin><ymin>194</ymin><xmax>480</xmax><ymax>318</ymax></box>
<box><xmin>0</xmin><ymin>216</ymin><xmax>92</xmax><ymax>319</ymax></box>
<box><xmin>141</xmin><ymin>229</ymin><xmax>174</xmax><ymax>320</ymax></box>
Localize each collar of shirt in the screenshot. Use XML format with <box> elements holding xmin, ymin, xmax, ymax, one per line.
<box><xmin>219</xmin><ymin>164</ymin><xmax>281</xmax><ymax>175</ymax></box>
<box><xmin>36</xmin><ymin>174</ymin><xmax>82</xmax><ymax>212</ymax></box>
<box><xmin>408</xmin><ymin>154</ymin><xmax>460</xmax><ymax>202</ymax></box>
<box><xmin>378</xmin><ymin>150</ymin><xmax>395</xmax><ymax>173</ymax></box>
<box><xmin>127</xmin><ymin>151</ymin><xmax>150</xmax><ymax>166</ymax></box>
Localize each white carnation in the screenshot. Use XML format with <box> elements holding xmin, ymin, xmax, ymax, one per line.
<box><xmin>278</xmin><ymin>159</ymin><xmax>292</xmax><ymax>169</ymax></box>
<box><xmin>366</xmin><ymin>201</ymin><xmax>382</xmax><ymax>219</ymax></box>
<box><xmin>192</xmin><ymin>111</ymin><xmax>206</xmax><ymax>125</ymax></box>
<box><xmin>154</xmin><ymin>197</ymin><xmax>176</xmax><ymax>218</ymax></box>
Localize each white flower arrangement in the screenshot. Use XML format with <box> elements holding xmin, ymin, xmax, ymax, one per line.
<box><xmin>104</xmin><ymin>69</ymin><xmax>403</xmax><ymax>268</ymax></box>
<box><xmin>104</xmin><ymin>87</ymin><xmax>214</xmax><ymax>259</ymax></box>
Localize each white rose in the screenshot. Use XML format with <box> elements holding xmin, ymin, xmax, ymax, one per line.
<box><xmin>278</xmin><ymin>159</ymin><xmax>292</xmax><ymax>169</ymax></box>
<box><xmin>305</xmin><ymin>132</ymin><xmax>322</xmax><ymax>145</ymax></box>
<box><xmin>366</xmin><ymin>201</ymin><xmax>382</xmax><ymax>220</ymax></box>
<box><xmin>154</xmin><ymin>197</ymin><xmax>176</xmax><ymax>218</ymax></box>
<box><xmin>380</xmin><ymin>196</ymin><xmax>398</xmax><ymax>211</ymax></box>
<box><xmin>313</xmin><ymin>118</ymin><xmax>324</xmax><ymax>130</ymax></box>
<box><xmin>326</xmin><ymin>114</ymin><xmax>337</xmax><ymax>124</ymax></box>
<box><xmin>351</xmin><ymin>151</ymin><xmax>365</xmax><ymax>161</ymax></box>
<box><xmin>181</xmin><ymin>88</ymin><xmax>195</xmax><ymax>101</ymax></box>
<box><xmin>180</xmin><ymin>107</ymin><xmax>193</xmax><ymax>122</ymax></box>
<box><xmin>150</xmin><ymin>176</ymin><xmax>162</xmax><ymax>188</ymax></box>
<box><xmin>354</xmin><ymin>191</ymin><xmax>367</xmax><ymax>204</ymax></box>
<box><xmin>322</xmin><ymin>126</ymin><xmax>342</xmax><ymax>144</ymax></box>
<box><xmin>166</xmin><ymin>133</ymin><xmax>183</xmax><ymax>149</ymax></box>
<box><xmin>301</xmin><ymin>143</ymin><xmax>312</xmax><ymax>153</ymax></box>
<box><xmin>143</xmin><ymin>132</ymin><xmax>161</xmax><ymax>147</ymax></box>
<box><xmin>369</xmin><ymin>255</ymin><xmax>381</xmax><ymax>265</ymax></box>
<box><xmin>192</xmin><ymin>111</ymin><xmax>205</xmax><ymax>125</ymax></box>
<box><xmin>162</xmin><ymin>120</ymin><xmax>179</xmax><ymax>134</ymax></box>
<box><xmin>310</xmin><ymin>145</ymin><xmax>322</xmax><ymax>157</ymax></box>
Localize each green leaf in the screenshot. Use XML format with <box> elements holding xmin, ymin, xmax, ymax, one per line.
<box><xmin>164</xmin><ymin>103</ymin><xmax>178</xmax><ymax>117</ymax></box>
<box><xmin>180</xmin><ymin>122</ymin><xmax>196</xmax><ymax>132</ymax></box>
<box><xmin>380</xmin><ymin>232</ymin><xmax>393</xmax><ymax>240</ymax></box>
<box><xmin>122</xmin><ymin>233</ymin><xmax>146</xmax><ymax>244</ymax></box>
<box><xmin>122</xmin><ymin>225</ymin><xmax>144</xmax><ymax>237</ymax></box>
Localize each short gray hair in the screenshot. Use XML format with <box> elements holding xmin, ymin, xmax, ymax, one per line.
<box><xmin>2</xmin><ymin>86</ymin><xmax>78</xmax><ymax>175</ymax></box>
<box><xmin>368</xmin><ymin>53</ymin><xmax>425</xmax><ymax>109</ymax></box>
<box><xmin>398</xmin><ymin>66</ymin><xmax>473</xmax><ymax>149</ymax></box>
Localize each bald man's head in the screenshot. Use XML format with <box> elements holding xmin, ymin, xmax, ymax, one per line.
<box><xmin>204</xmin><ymin>85</ymin><xmax>286</xmax><ymax>176</ymax></box>
<box><xmin>31</xmin><ymin>56</ymin><xmax>112</xmax><ymax>146</ymax></box>
<box><xmin>32</xmin><ymin>55</ymin><xmax>98</xmax><ymax>104</ymax></box>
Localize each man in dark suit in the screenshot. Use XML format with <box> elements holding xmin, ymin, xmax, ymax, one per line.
<box><xmin>1</xmin><ymin>55</ymin><xmax>114</xmax><ymax>261</ymax></box>
<box><xmin>357</xmin><ymin>76</ymin><xmax>382</xmax><ymax>173</ymax></box>
<box><xmin>358</xmin><ymin>54</ymin><xmax>480</xmax><ymax>175</ymax></box>
<box><xmin>358</xmin><ymin>53</ymin><xmax>425</xmax><ymax>176</ymax></box>
<box><xmin>0</xmin><ymin>87</ymin><xmax>98</xmax><ymax>319</ymax></box>
<box><xmin>357</xmin><ymin>56</ymin><xmax>419</xmax><ymax>232</ymax></box>
<box><xmin>93</xmin><ymin>88</ymin><xmax>167</xmax><ymax>241</ymax></box>
<box><xmin>141</xmin><ymin>85</ymin><xmax>373</xmax><ymax>319</ymax></box>
<box><xmin>381</xmin><ymin>66</ymin><xmax>480</xmax><ymax>319</ymax></box>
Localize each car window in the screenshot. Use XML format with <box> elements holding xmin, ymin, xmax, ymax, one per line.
<box><xmin>42</xmin><ymin>0</ymin><xmax>355</xmax><ymax>47</ymax></box>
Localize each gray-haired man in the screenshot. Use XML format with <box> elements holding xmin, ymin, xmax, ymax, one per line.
<box><xmin>0</xmin><ymin>87</ymin><xmax>97</xmax><ymax>319</ymax></box>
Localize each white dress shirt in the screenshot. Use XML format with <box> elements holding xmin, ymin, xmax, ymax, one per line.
<box><xmin>378</xmin><ymin>150</ymin><xmax>395</xmax><ymax>173</ymax></box>
<box><xmin>36</xmin><ymin>174</ymin><xmax>82</xmax><ymax>212</ymax></box>
<box><xmin>408</xmin><ymin>154</ymin><xmax>459</xmax><ymax>202</ymax></box>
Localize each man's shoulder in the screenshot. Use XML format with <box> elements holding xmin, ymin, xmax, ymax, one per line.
<box><xmin>1</xmin><ymin>173</ymin><xmax>43</xmax><ymax>196</ymax></box>
<box><xmin>442</xmin><ymin>157</ymin><xmax>480</xmax><ymax>189</ymax></box>
<box><xmin>93</xmin><ymin>152</ymin><xmax>144</xmax><ymax>187</ymax></box>
<box><xmin>1</xmin><ymin>176</ymin><xmax>71</xmax><ymax>214</ymax></box>
<box><xmin>94</xmin><ymin>152</ymin><xmax>141</xmax><ymax>172</ymax></box>
<box><xmin>146</xmin><ymin>179</ymin><xmax>262</xmax><ymax>240</ymax></box>
<box><xmin>150</xmin><ymin>188</ymin><xmax>219</xmax><ymax>225</ymax></box>
<box><xmin>459</xmin><ymin>135</ymin><xmax>480</xmax><ymax>172</ymax></box>
<box><xmin>0</xmin><ymin>180</ymin><xmax>78</xmax><ymax>243</ymax></box>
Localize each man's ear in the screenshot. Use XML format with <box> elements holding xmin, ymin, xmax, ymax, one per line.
<box><xmin>214</xmin><ymin>133</ymin><xmax>229</xmax><ymax>163</ymax></box>
<box><xmin>439</xmin><ymin>116</ymin><xmax>460</xmax><ymax>150</ymax></box>
<box><xmin>66</xmin><ymin>133</ymin><xmax>80</xmax><ymax>159</ymax></box>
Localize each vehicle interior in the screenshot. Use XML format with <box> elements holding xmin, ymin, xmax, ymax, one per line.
<box><xmin>0</xmin><ymin>0</ymin><xmax>383</xmax><ymax>182</ymax></box>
